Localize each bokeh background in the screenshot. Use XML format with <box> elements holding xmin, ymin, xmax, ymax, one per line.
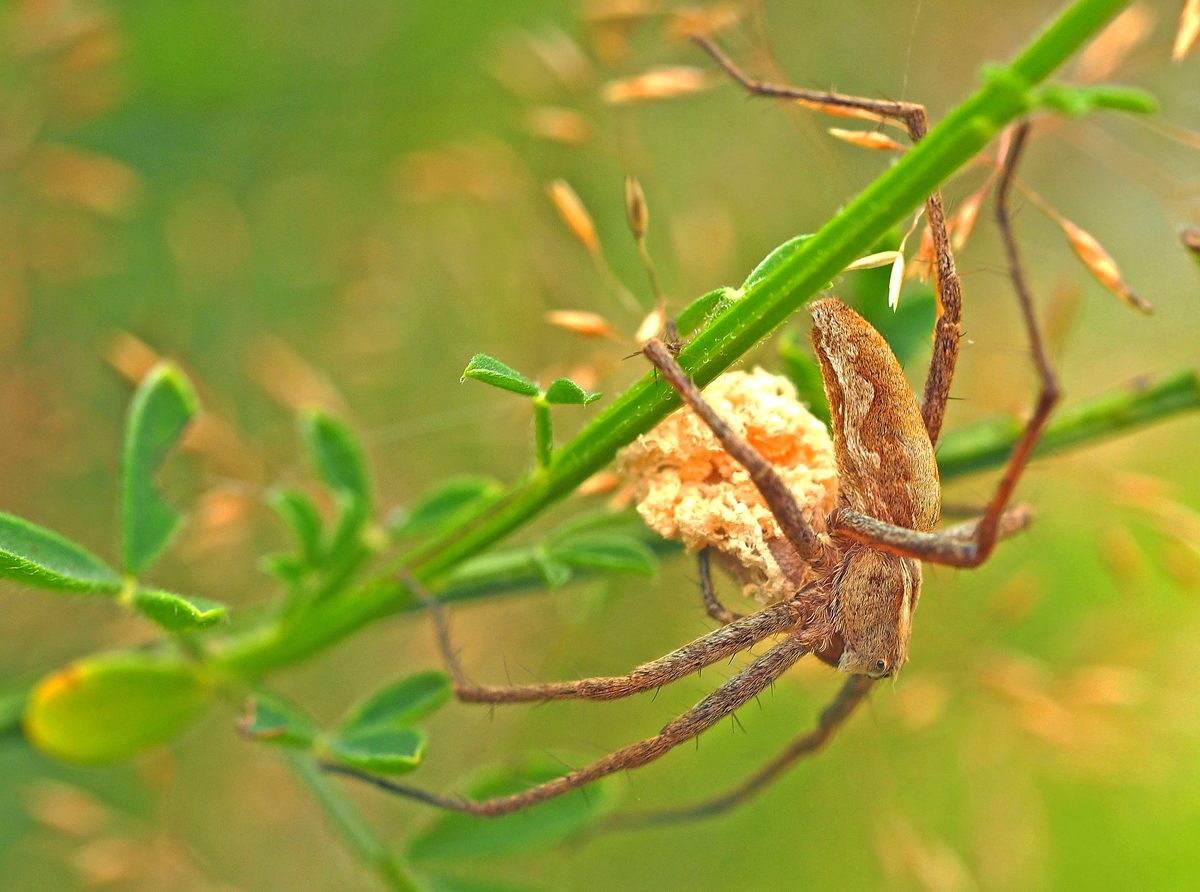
<box><xmin>3</xmin><ymin>0</ymin><xmax>1200</xmax><ymax>889</ymax></box>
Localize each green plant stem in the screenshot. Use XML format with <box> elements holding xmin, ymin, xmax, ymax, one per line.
<box><xmin>938</xmin><ymin>369</ymin><xmax>1200</xmax><ymax>479</ymax></box>
<box><xmin>215</xmin><ymin>0</ymin><xmax>1132</xmax><ymax>677</ymax></box>
<box><xmin>286</xmin><ymin>752</ymin><xmax>418</xmax><ymax>892</ymax></box>
<box><xmin>533</xmin><ymin>399</ymin><xmax>553</xmax><ymax>468</ymax></box>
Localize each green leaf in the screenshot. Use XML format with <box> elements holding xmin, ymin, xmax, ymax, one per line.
<box><xmin>542</xmin><ymin>379</ymin><xmax>601</xmax><ymax>405</ymax></box>
<box><xmin>546</xmin><ymin>509</ymin><xmax>643</xmax><ymax>544</ymax></box>
<box><xmin>269</xmin><ymin>487</ymin><xmax>324</xmax><ymax>564</ymax></box>
<box><xmin>1036</xmin><ymin>82</ymin><xmax>1158</xmax><ymax>117</ymax></box>
<box><xmin>325</xmin><ymin>726</ymin><xmax>427</xmax><ymax>775</ymax></box>
<box><xmin>778</xmin><ymin>330</ymin><xmax>831</xmax><ymax>426</ymax></box>
<box><xmin>413</xmin><ymin>873</ymin><xmax>547</xmax><ymax>892</ymax></box>
<box><xmin>0</xmin><ymin>512</ymin><xmax>122</xmax><ymax>594</ymax></box>
<box><xmin>531</xmin><ymin>553</ymin><xmax>572</xmax><ymax>589</ymax></box>
<box><xmin>237</xmin><ymin>694</ymin><xmax>317</xmax><ymax>748</ymax></box>
<box><xmin>121</xmin><ymin>363</ymin><xmax>199</xmax><ymax>575</ymax></box>
<box><xmin>300</xmin><ymin>410</ymin><xmax>370</xmax><ymax>507</ymax></box>
<box><xmin>549</xmin><ymin>534</ymin><xmax>657</xmax><ymax>575</ymax></box>
<box><xmin>25</xmin><ymin>653</ymin><xmax>211</xmax><ymax>762</ymax></box>
<box><xmin>260</xmin><ymin>553</ymin><xmax>307</xmax><ymax>588</ymax></box>
<box><xmin>393</xmin><ymin>476</ymin><xmax>503</xmax><ymax>539</ymax></box>
<box><xmin>324</xmin><ymin>496</ymin><xmax>369</xmax><ymax>567</ymax></box>
<box><xmin>340</xmin><ymin>671</ymin><xmax>452</xmax><ymax>732</ymax></box>
<box><xmin>132</xmin><ymin>588</ymin><xmax>227</xmax><ymax>631</ymax></box>
<box><xmin>407</xmin><ymin>754</ymin><xmax>619</xmax><ymax>862</ymax></box>
<box><xmin>676</xmin><ymin>287</ymin><xmax>735</xmax><ymax>338</ymax></box>
<box><xmin>461</xmin><ymin>354</ymin><xmax>539</xmax><ymax>398</ymax></box>
<box><xmin>0</xmin><ymin>686</ymin><xmax>27</xmax><ymax>738</ymax></box>
<box><xmin>742</xmin><ymin>234</ymin><xmax>812</xmax><ymax>291</ymax></box>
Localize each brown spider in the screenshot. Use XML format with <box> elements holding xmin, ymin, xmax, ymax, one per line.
<box><xmin>324</xmin><ymin>41</ymin><xmax>1057</xmax><ymax>823</ymax></box>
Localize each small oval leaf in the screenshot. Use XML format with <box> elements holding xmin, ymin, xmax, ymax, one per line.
<box><xmin>237</xmin><ymin>694</ymin><xmax>317</xmax><ymax>748</ymax></box>
<box><xmin>340</xmin><ymin>671</ymin><xmax>452</xmax><ymax>733</ymax></box>
<box><xmin>268</xmin><ymin>487</ymin><xmax>324</xmax><ymax>564</ymax></box>
<box><xmin>675</xmin><ymin>287</ymin><xmax>734</xmax><ymax>338</ymax></box>
<box><xmin>407</xmin><ymin>754</ymin><xmax>619</xmax><ymax>863</ymax></box>
<box><xmin>742</xmin><ymin>234</ymin><xmax>812</xmax><ymax>292</ymax></box>
<box><xmin>122</xmin><ymin>363</ymin><xmax>199</xmax><ymax>575</ymax></box>
<box><xmin>0</xmin><ymin>512</ymin><xmax>122</xmax><ymax>594</ymax></box>
<box><xmin>532</xmin><ymin>553</ymin><xmax>573</xmax><ymax>589</ymax></box>
<box><xmin>542</xmin><ymin>379</ymin><xmax>601</xmax><ymax>405</ymax></box>
<box><xmin>393</xmin><ymin>476</ymin><xmax>503</xmax><ymax>539</ymax></box>
<box><xmin>260</xmin><ymin>553</ymin><xmax>307</xmax><ymax>588</ymax></box>
<box><xmin>299</xmin><ymin>410</ymin><xmax>370</xmax><ymax>507</ymax></box>
<box><xmin>461</xmin><ymin>354</ymin><xmax>540</xmax><ymax>398</ymax></box>
<box><xmin>133</xmin><ymin>588</ymin><xmax>227</xmax><ymax>631</ymax></box>
<box><xmin>549</xmin><ymin>535</ymin><xmax>657</xmax><ymax>575</ymax></box>
<box><xmin>25</xmin><ymin>653</ymin><xmax>211</xmax><ymax>763</ymax></box>
<box><xmin>326</xmin><ymin>726</ymin><xmax>427</xmax><ymax>775</ymax></box>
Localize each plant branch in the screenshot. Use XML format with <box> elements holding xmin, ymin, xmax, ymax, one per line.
<box><xmin>215</xmin><ymin>0</ymin><xmax>1134</xmax><ymax>677</ymax></box>
<box><xmin>938</xmin><ymin>369</ymin><xmax>1200</xmax><ymax>479</ymax></box>
<box><xmin>285</xmin><ymin>752</ymin><xmax>418</xmax><ymax>892</ymax></box>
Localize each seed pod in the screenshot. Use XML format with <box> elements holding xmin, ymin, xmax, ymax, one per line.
<box><xmin>600</xmin><ymin>66</ymin><xmax>710</xmax><ymax>103</ymax></box>
<box><xmin>523</xmin><ymin>107</ymin><xmax>590</xmax><ymax>145</ymax></box>
<box><xmin>625</xmin><ymin>175</ymin><xmax>648</xmax><ymax>241</ymax></box>
<box><xmin>635</xmin><ymin>304</ymin><xmax>666</xmax><ymax>345</ymax></box>
<box><xmin>907</xmin><ymin>223</ymin><xmax>935</xmax><ymax>283</ymax></box>
<box><xmin>950</xmin><ymin>187</ymin><xmax>988</xmax><ymax>251</ymax></box>
<box><xmin>828</xmin><ymin>128</ymin><xmax>906</xmax><ymax>152</ymax></box>
<box><xmin>1057</xmin><ymin>217</ymin><xmax>1153</xmax><ymax>314</ymax></box>
<box><xmin>1076</xmin><ymin>4</ymin><xmax>1155</xmax><ymax>82</ymax></box>
<box><xmin>576</xmin><ymin>470</ymin><xmax>621</xmax><ymax>496</ymax></box>
<box><xmin>887</xmin><ymin>253</ymin><xmax>906</xmax><ymax>308</ymax></box>
<box><xmin>545</xmin><ymin>310</ymin><xmax>618</xmax><ymax>339</ymax></box>
<box><xmin>1174</xmin><ymin>0</ymin><xmax>1200</xmax><ymax>62</ymax></box>
<box><xmin>669</xmin><ymin>4</ymin><xmax>742</xmax><ymax>39</ymax></box>
<box><xmin>547</xmin><ymin>180</ymin><xmax>599</xmax><ymax>255</ymax></box>
<box><xmin>1181</xmin><ymin>224</ymin><xmax>1200</xmax><ymax>264</ymax></box>
<box><xmin>845</xmin><ymin>251</ymin><xmax>901</xmax><ymax>272</ymax></box>
<box><xmin>794</xmin><ymin>97</ymin><xmax>887</xmax><ymax>123</ymax></box>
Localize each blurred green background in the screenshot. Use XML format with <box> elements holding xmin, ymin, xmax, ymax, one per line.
<box><xmin>3</xmin><ymin>0</ymin><xmax>1200</xmax><ymax>889</ymax></box>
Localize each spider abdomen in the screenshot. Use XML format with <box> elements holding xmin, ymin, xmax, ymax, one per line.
<box><xmin>809</xmin><ymin>298</ymin><xmax>940</xmax><ymax>532</ymax></box>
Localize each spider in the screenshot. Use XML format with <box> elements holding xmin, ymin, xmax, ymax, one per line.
<box><xmin>324</xmin><ymin>40</ymin><xmax>1058</xmax><ymax>823</ymax></box>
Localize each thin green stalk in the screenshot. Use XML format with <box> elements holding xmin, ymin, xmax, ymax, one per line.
<box><xmin>215</xmin><ymin>0</ymin><xmax>1131</xmax><ymax>677</ymax></box>
<box><xmin>533</xmin><ymin>399</ymin><xmax>553</xmax><ymax>468</ymax></box>
<box><xmin>938</xmin><ymin>369</ymin><xmax>1200</xmax><ymax>479</ymax></box>
<box><xmin>286</xmin><ymin>752</ymin><xmax>418</xmax><ymax>892</ymax></box>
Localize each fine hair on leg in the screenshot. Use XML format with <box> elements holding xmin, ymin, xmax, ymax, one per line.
<box><xmin>323</xmin><ymin>634</ymin><xmax>811</xmax><ymax>817</ymax></box>
<box><xmin>609</xmin><ymin>674</ymin><xmax>873</xmax><ymax>828</ymax></box>
<box><xmin>698</xmin><ymin>548</ymin><xmax>742</xmax><ymax>625</ymax></box>
<box><xmin>405</xmin><ymin>567</ymin><xmax>802</xmax><ymax>704</ymax></box>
